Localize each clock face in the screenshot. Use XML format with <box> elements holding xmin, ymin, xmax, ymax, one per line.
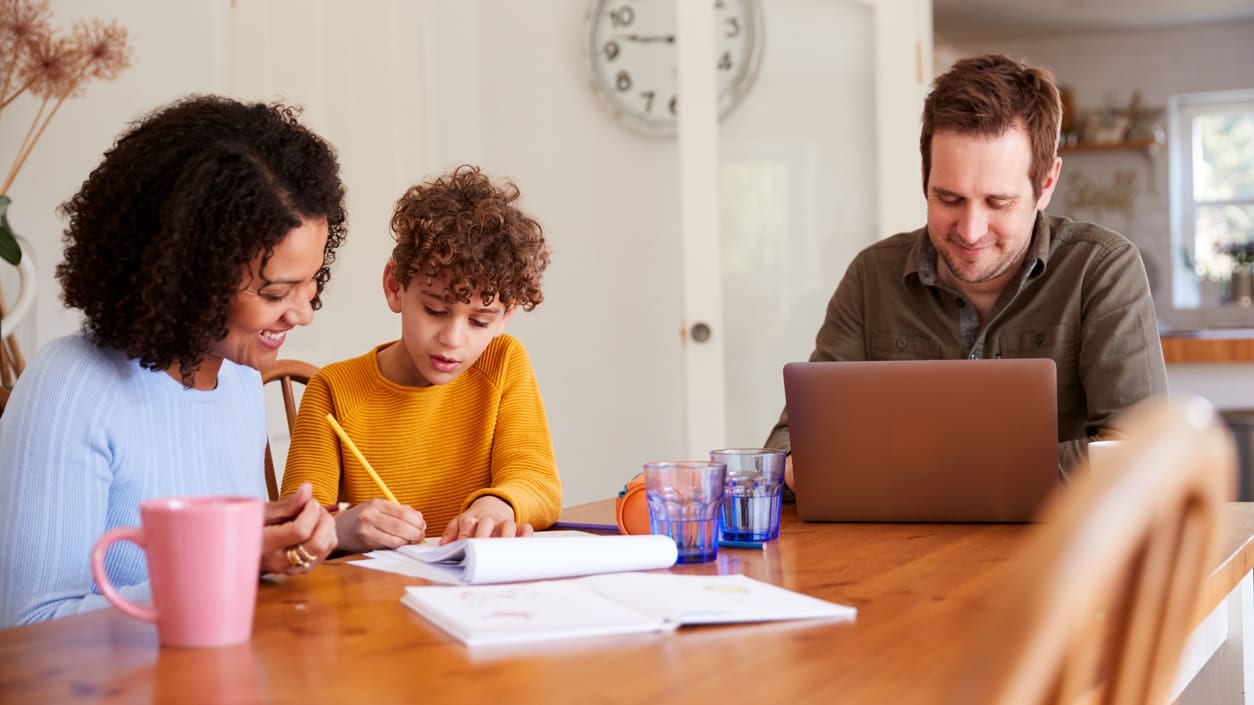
<box><xmin>587</xmin><ymin>0</ymin><xmax>764</xmax><ymax>137</ymax></box>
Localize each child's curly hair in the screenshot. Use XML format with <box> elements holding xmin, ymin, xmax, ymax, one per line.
<box><xmin>389</xmin><ymin>165</ymin><xmax>549</xmax><ymax>310</ymax></box>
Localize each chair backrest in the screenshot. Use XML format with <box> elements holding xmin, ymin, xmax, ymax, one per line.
<box><xmin>0</xmin><ymin>384</ymin><xmax>9</xmax><ymax>418</ymax></box>
<box><xmin>261</xmin><ymin>359</ymin><xmax>319</xmax><ymax>501</ymax></box>
<box><xmin>951</xmin><ymin>396</ymin><xmax>1236</xmax><ymax>705</ymax></box>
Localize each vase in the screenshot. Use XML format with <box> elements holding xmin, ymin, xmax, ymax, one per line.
<box><xmin>0</xmin><ymin>233</ymin><xmax>36</xmax><ymax>339</ymax></box>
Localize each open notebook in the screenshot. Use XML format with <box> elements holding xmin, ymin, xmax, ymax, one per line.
<box><xmin>355</xmin><ymin>533</ymin><xmax>679</xmax><ymax>584</ymax></box>
<box><xmin>402</xmin><ymin>572</ymin><xmax>857</xmax><ymax>647</ymax></box>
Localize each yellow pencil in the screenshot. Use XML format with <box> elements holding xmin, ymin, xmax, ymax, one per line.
<box><xmin>324</xmin><ymin>413</ymin><xmax>399</xmax><ymax>504</ymax></box>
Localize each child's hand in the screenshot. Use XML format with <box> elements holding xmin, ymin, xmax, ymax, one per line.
<box><xmin>333</xmin><ymin>499</ymin><xmax>427</xmax><ymax>554</ymax></box>
<box><xmin>439</xmin><ymin>496</ymin><xmax>534</xmax><ymax>545</ymax></box>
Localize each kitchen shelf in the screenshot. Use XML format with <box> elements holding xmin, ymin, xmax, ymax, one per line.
<box><xmin>1059</xmin><ymin>137</ymin><xmax>1162</xmax><ymax>155</ymax></box>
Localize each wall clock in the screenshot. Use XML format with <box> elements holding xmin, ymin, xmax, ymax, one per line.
<box><xmin>587</xmin><ymin>0</ymin><xmax>764</xmax><ymax>138</ymax></box>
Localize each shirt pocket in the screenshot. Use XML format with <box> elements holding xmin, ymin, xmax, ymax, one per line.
<box><xmin>996</xmin><ymin>325</ymin><xmax>1076</xmax><ymax>361</ymax></box>
<box><xmin>870</xmin><ymin>332</ymin><xmax>941</xmax><ymax>360</ymax></box>
<box><xmin>996</xmin><ymin>324</ymin><xmax>1079</xmax><ymax>434</ymax></box>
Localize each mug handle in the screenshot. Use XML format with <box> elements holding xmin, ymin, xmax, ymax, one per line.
<box><xmin>91</xmin><ymin>527</ymin><xmax>158</xmax><ymax>623</ymax></box>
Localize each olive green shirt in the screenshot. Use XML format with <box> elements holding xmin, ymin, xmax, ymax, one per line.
<box><xmin>765</xmin><ymin>213</ymin><xmax>1168</xmax><ymax>473</ymax></box>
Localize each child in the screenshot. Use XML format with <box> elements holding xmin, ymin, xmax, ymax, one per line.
<box><xmin>282</xmin><ymin>165</ymin><xmax>561</xmax><ymax>552</ymax></box>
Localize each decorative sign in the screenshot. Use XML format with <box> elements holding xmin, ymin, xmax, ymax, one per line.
<box><xmin>1063</xmin><ymin>171</ymin><xmax>1137</xmax><ymax>216</ymax></box>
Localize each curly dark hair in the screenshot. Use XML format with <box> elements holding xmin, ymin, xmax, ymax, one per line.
<box><xmin>389</xmin><ymin>165</ymin><xmax>549</xmax><ymax>311</ymax></box>
<box><xmin>921</xmin><ymin>54</ymin><xmax>1062</xmax><ymax>199</ymax></box>
<box><xmin>56</xmin><ymin>95</ymin><xmax>347</xmax><ymax>384</ymax></box>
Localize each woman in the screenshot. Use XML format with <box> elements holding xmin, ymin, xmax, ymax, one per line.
<box><xmin>0</xmin><ymin>95</ymin><xmax>346</xmax><ymax>626</ymax></box>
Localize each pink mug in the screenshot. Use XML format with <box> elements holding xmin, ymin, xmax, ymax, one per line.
<box><xmin>91</xmin><ymin>496</ymin><xmax>264</xmax><ymax>648</ymax></box>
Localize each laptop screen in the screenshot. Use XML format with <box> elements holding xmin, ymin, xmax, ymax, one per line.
<box><xmin>783</xmin><ymin>359</ymin><xmax>1059</xmax><ymax>523</ymax></box>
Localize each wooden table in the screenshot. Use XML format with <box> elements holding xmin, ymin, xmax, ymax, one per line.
<box><xmin>3</xmin><ymin>501</ymin><xmax>1254</xmax><ymax>705</ymax></box>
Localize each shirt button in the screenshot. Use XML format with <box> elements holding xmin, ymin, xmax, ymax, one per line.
<box><xmin>896</xmin><ymin>337</ymin><xmax>908</xmax><ymax>350</ymax></box>
<box><xmin>1034</xmin><ymin>333</ymin><xmax>1045</xmax><ymax>346</ymax></box>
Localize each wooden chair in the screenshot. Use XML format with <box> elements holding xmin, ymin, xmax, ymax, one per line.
<box><xmin>262</xmin><ymin>359</ymin><xmax>319</xmax><ymax>501</ymax></box>
<box><xmin>951</xmin><ymin>397</ymin><xmax>1236</xmax><ymax>705</ymax></box>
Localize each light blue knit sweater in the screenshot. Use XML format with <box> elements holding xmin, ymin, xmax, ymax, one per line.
<box><xmin>0</xmin><ymin>333</ymin><xmax>266</xmax><ymax>626</ymax></box>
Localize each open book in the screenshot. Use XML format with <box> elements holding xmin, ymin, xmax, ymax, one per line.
<box><xmin>401</xmin><ymin>572</ymin><xmax>857</xmax><ymax>647</ymax></box>
<box><xmin>354</xmin><ymin>533</ymin><xmax>679</xmax><ymax>584</ymax></box>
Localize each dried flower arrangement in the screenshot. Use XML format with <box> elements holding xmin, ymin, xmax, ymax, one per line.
<box><xmin>0</xmin><ymin>0</ymin><xmax>131</xmax><ymax>265</ymax></box>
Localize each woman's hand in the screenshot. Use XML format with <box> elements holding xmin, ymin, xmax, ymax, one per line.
<box><xmin>260</xmin><ymin>482</ymin><xmax>337</xmax><ymax>575</ymax></box>
<box><xmin>439</xmin><ymin>495</ymin><xmax>533</xmax><ymax>545</ymax></box>
<box><xmin>333</xmin><ymin>499</ymin><xmax>426</xmax><ymax>554</ymax></box>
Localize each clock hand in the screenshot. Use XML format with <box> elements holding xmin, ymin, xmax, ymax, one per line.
<box><xmin>614</xmin><ymin>33</ymin><xmax>676</xmax><ymax>44</ymax></box>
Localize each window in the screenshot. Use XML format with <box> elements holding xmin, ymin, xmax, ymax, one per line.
<box><xmin>1168</xmin><ymin>89</ymin><xmax>1254</xmax><ymax>328</ymax></box>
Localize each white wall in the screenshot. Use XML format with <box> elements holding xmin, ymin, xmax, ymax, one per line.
<box><xmin>417</xmin><ymin>1</ymin><xmax>691</xmax><ymax>504</ymax></box>
<box><xmin>0</xmin><ymin>0</ymin><xmax>229</xmax><ymax>356</ymax></box>
<box><xmin>228</xmin><ymin>0</ymin><xmax>428</xmax><ymax>369</ymax></box>
<box><xmin>9</xmin><ymin>1</ymin><xmax>927</xmax><ymax>506</ymax></box>
<box><xmin>9</xmin><ymin>0</ymin><xmax>693</xmax><ymax>506</ymax></box>
<box><xmin>936</xmin><ymin>21</ymin><xmax>1254</xmax><ymax>411</ymax></box>
<box><xmin>414</xmin><ymin>1</ymin><xmax>929</xmax><ymax>501</ymax></box>
<box><xmin>227</xmin><ymin>0</ymin><xmax>431</xmax><ymax>490</ymax></box>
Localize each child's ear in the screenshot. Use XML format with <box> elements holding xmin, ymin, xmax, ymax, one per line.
<box><xmin>501</xmin><ymin>304</ymin><xmax>518</xmax><ymax>325</ymax></box>
<box><xmin>382</xmin><ymin>262</ymin><xmax>405</xmax><ymax>314</ymax></box>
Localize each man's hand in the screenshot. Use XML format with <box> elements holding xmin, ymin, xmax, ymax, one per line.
<box><xmin>439</xmin><ymin>495</ymin><xmax>533</xmax><ymax>545</ymax></box>
<box><xmin>784</xmin><ymin>454</ymin><xmax>794</xmax><ymax>490</ymax></box>
<box><xmin>333</xmin><ymin>499</ymin><xmax>427</xmax><ymax>554</ymax></box>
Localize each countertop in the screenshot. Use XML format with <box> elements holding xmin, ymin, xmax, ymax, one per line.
<box><xmin>1161</xmin><ymin>328</ymin><xmax>1254</xmax><ymax>363</ymax></box>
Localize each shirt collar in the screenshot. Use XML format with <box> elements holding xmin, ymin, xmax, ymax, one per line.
<box><xmin>1027</xmin><ymin>210</ymin><xmax>1051</xmax><ymax>278</ymax></box>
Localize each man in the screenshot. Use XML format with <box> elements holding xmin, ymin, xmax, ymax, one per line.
<box><xmin>766</xmin><ymin>54</ymin><xmax>1167</xmax><ymax>486</ymax></box>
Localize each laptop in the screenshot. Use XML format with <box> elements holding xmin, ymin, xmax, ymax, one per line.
<box><xmin>782</xmin><ymin>359</ymin><xmax>1059</xmax><ymax>523</ymax></box>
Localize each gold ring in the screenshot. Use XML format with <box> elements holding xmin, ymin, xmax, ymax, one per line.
<box><xmin>295</xmin><ymin>544</ymin><xmax>317</xmax><ymax>565</ymax></box>
<box><xmin>285</xmin><ymin>546</ymin><xmax>311</xmax><ymax>569</ymax></box>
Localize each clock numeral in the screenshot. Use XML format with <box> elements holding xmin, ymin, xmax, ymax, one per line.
<box><xmin>640</xmin><ymin>90</ymin><xmax>655</xmax><ymax>112</ymax></box>
<box><xmin>668</xmin><ymin>95</ymin><xmax>678</xmax><ymax>116</ymax></box>
<box><xmin>602</xmin><ymin>41</ymin><xmax>620</xmax><ymax>62</ymax></box>
<box><xmin>724</xmin><ymin>17</ymin><xmax>741</xmax><ymax>38</ymax></box>
<box><xmin>609</xmin><ymin>6</ymin><xmax>634</xmax><ymax>28</ymax></box>
<box><xmin>615</xmin><ymin>70</ymin><xmax>633</xmax><ymax>92</ymax></box>
<box><xmin>718</xmin><ymin>51</ymin><xmax>732</xmax><ymax>71</ymax></box>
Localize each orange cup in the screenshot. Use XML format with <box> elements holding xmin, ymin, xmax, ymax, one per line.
<box><xmin>615</xmin><ymin>475</ymin><xmax>651</xmax><ymax>535</ymax></box>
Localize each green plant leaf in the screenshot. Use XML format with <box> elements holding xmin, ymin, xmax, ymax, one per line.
<box><xmin>0</xmin><ymin>195</ymin><xmax>21</xmax><ymax>266</ymax></box>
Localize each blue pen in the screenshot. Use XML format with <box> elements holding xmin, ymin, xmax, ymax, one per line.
<box><xmin>718</xmin><ymin>539</ymin><xmax>765</xmax><ymax>550</ymax></box>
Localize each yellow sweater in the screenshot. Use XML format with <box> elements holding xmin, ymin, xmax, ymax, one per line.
<box><xmin>281</xmin><ymin>335</ymin><xmax>561</xmax><ymax>534</ymax></box>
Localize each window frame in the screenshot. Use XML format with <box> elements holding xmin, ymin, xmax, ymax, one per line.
<box><xmin>1166</xmin><ymin>88</ymin><xmax>1254</xmax><ymax>330</ymax></box>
